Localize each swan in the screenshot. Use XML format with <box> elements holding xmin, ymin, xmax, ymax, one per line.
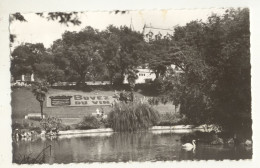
<box><xmin>182</xmin><ymin>140</ymin><xmax>196</xmax><ymax>150</ymax></box>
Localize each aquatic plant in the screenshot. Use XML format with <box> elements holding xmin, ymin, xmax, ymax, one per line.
<box><xmin>108</xmin><ymin>101</ymin><xmax>159</xmax><ymax>132</ymax></box>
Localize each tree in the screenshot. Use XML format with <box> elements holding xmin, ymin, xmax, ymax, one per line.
<box><xmin>100</xmin><ymin>26</ymin><xmax>121</xmax><ymax>84</ymax></box>
<box><xmin>160</xmin><ymin>8</ymin><xmax>251</xmax><ymax>137</ymax></box>
<box><xmin>87</xmin><ymin>51</ymin><xmax>106</xmax><ymax>82</ymax></box>
<box><xmin>32</xmin><ymin>82</ymin><xmax>48</xmax><ymax>119</ymax></box>
<box><xmin>34</xmin><ymin>62</ymin><xmax>65</xmax><ymax>85</ymax></box>
<box><xmin>101</xmin><ymin>25</ymin><xmax>145</xmax><ymax>85</ymax></box>
<box><xmin>51</xmin><ymin>39</ymin><xmax>78</xmax><ymax>82</ymax></box>
<box><xmin>56</xmin><ymin>27</ymin><xmax>104</xmax><ymax>85</ymax></box>
<box><xmin>11</xmin><ymin>43</ymin><xmax>47</xmax><ymax>81</ymax></box>
<box><xmin>10</xmin><ymin>12</ymin><xmax>82</xmax><ymax>43</ymax></box>
<box><xmin>145</xmin><ymin>32</ymin><xmax>173</xmax><ymax>79</ymax></box>
<box><xmin>36</xmin><ymin>12</ymin><xmax>81</xmax><ymax>26</ymax></box>
<box><xmin>9</xmin><ymin>13</ymin><xmax>27</xmax><ymax>43</ymax></box>
<box><xmin>203</xmin><ymin>8</ymin><xmax>251</xmax><ymax>135</ymax></box>
<box><xmin>11</xmin><ymin>43</ymin><xmax>65</xmax><ymax>84</ymax></box>
<box><xmin>161</xmin><ymin>67</ymin><xmax>183</xmax><ymax>112</ymax></box>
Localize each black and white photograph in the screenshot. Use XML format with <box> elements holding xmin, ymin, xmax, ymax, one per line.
<box><xmin>1</xmin><ymin>0</ymin><xmax>259</xmax><ymax>167</ymax></box>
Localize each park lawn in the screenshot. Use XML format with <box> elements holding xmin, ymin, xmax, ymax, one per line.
<box><xmin>11</xmin><ymin>87</ymin><xmax>177</xmax><ymax>125</ymax></box>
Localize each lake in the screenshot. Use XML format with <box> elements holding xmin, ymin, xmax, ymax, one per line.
<box><xmin>13</xmin><ymin>131</ymin><xmax>252</xmax><ymax>163</ymax></box>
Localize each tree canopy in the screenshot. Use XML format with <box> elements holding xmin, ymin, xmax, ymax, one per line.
<box><xmin>161</xmin><ymin>8</ymin><xmax>250</xmax><ymax>136</ymax></box>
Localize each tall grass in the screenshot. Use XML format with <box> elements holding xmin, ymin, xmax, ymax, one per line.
<box><xmin>108</xmin><ymin>101</ymin><xmax>159</xmax><ymax>132</ymax></box>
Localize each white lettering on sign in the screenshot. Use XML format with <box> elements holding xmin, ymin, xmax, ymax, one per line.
<box><xmin>46</xmin><ymin>93</ymin><xmax>115</xmax><ymax>107</ymax></box>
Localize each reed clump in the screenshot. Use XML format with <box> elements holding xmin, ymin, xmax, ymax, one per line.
<box><xmin>108</xmin><ymin>101</ymin><xmax>160</xmax><ymax>132</ymax></box>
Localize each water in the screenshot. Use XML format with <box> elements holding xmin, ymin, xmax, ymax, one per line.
<box><xmin>13</xmin><ymin>131</ymin><xmax>252</xmax><ymax>163</ymax></box>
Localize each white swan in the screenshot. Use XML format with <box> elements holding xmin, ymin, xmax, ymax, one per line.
<box><xmin>182</xmin><ymin>140</ymin><xmax>196</xmax><ymax>151</ymax></box>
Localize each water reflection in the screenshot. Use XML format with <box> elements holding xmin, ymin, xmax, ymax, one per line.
<box><xmin>13</xmin><ymin>131</ymin><xmax>252</xmax><ymax>163</ymax></box>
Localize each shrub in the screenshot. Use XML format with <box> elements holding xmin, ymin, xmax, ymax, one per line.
<box><xmin>40</xmin><ymin>117</ymin><xmax>62</xmax><ymax>133</ymax></box>
<box><xmin>108</xmin><ymin>101</ymin><xmax>160</xmax><ymax>132</ymax></box>
<box><xmin>100</xmin><ymin>118</ymin><xmax>110</xmax><ymax>128</ymax></box>
<box><xmin>76</xmin><ymin>115</ymin><xmax>102</xmax><ymax>130</ymax></box>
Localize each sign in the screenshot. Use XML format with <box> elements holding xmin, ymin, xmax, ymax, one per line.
<box><xmin>47</xmin><ymin>93</ymin><xmax>115</xmax><ymax>107</ymax></box>
<box><xmin>49</xmin><ymin>95</ymin><xmax>72</xmax><ymax>106</ymax></box>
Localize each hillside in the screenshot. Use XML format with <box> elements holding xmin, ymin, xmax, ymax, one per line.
<box><xmin>11</xmin><ymin>87</ymin><xmax>177</xmax><ymax>124</ymax></box>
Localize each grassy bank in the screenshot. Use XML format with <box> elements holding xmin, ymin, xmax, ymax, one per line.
<box><xmin>11</xmin><ymin>87</ymin><xmax>177</xmax><ymax>125</ymax></box>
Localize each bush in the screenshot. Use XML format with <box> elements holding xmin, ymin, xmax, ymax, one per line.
<box><xmin>108</xmin><ymin>101</ymin><xmax>160</xmax><ymax>132</ymax></box>
<box><xmin>40</xmin><ymin>117</ymin><xmax>62</xmax><ymax>133</ymax></box>
<box><xmin>100</xmin><ymin>118</ymin><xmax>110</xmax><ymax>128</ymax></box>
<box><xmin>76</xmin><ymin>115</ymin><xmax>102</xmax><ymax>130</ymax></box>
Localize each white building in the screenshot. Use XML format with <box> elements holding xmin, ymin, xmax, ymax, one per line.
<box><xmin>123</xmin><ymin>68</ymin><xmax>156</xmax><ymax>84</ymax></box>
<box><xmin>123</xmin><ymin>64</ymin><xmax>183</xmax><ymax>84</ymax></box>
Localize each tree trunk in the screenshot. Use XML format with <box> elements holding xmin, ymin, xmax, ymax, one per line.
<box><xmin>40</xmin><ymin>101</ymin><xmax>43</xmax><ymax>119</ymax></box>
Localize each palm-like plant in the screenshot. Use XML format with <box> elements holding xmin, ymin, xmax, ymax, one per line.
<box><xmin>32</xmin><ymin>81</ymin><xmax>48</xmax><ymax>119</ymax></box>
<box><xmin>126</xmin><ymin>68</ymin><xmax>138</xmax><ymax>102</ymax></box>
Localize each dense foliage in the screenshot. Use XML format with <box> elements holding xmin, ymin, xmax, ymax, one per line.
<box><xmin>76</xmin><ymin>115</ymin><xmax>102</xmax><ymax>130</ymax></box>
<box><xmin>162</xmin><ymin>8</ymin><xmax>251</xmax><ymax>136</ymax></box>
<box><xmin>40</xmin><ymin>117</ymin><xmax>62</xmax><ymax>133</ymax></box>
<box><xmin>108</xmin><ymin>101</ymin><xmax>160</xmax><ymax>132</ymax></box>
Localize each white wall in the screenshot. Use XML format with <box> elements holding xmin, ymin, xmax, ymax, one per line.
<box><xmin>124</xmin><ymin>69</ymin><xmax>156</xmax><ymax>84</ymax></box>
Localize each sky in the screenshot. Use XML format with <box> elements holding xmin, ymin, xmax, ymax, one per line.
<box><xmin>10</xmin><ymin>8</ymin><xmax>226</xmax><ymax>49</ymax></box>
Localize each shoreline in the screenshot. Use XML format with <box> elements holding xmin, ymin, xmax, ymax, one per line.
<box><xmin>58</xmin><ymin>125</ymin><xmax>206</xmax><ymax>136</ymax></box>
